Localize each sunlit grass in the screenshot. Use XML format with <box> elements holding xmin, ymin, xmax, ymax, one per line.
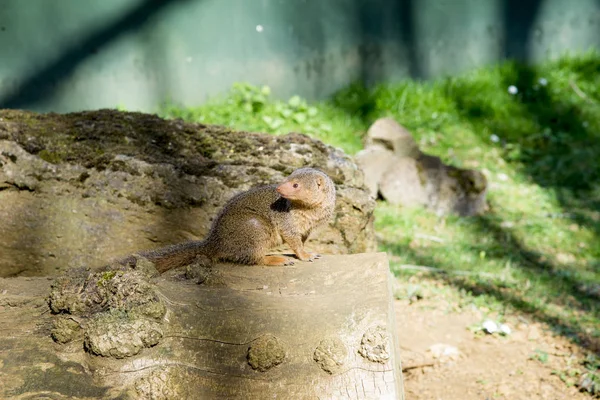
<box><xmin>160</xmin><ymin>87</ymin><xmax>365</xmax><ymax>154</ymax></box>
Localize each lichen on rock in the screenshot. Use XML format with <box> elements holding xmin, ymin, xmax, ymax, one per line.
<box><xmin>247</xmin><ymin>334</ymin><xmax>286</xmax><ymax>372</ymax></box>
<box><xmin>358</xmin><ymin>325</ymin><xmax>391</xmax><ymax>364</ymax></box>
<box><xmin>313</xmin><ymin>337</ymin><xmax>347</xmax><ymax>374</ymax></box>
<box><xmin>51</xmin><ymin>315</ymin><xmax>82</xmax><ymax>344</ymax></box>
<box><xmin>84</xmin><ymin>311</ymin><xmax>163</xmax><ymax>358</ymax></box>
<box><xmin>47</xmin><ymin>259</ymin><xmax>166</xmax><ymax>357</ymax></box>
<box><xmin>134</xmin><ymin>370</ymin><xmax>179</xmax><ymax>400</ymax></box>
<box><xmin>47</xmin><ymin>267</ymin><xmax>97</xmax><ymax>315</ymax></box>
<box><xmin>48</xmin><ymin>261</ymin><xmax>164</xmax><ymax>319</ymax></box>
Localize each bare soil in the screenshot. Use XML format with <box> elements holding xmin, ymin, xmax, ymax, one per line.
<box><xmin>395</xmin><ymin>291</ymin><xmax>591</xmax><ymax>400</ymax></box>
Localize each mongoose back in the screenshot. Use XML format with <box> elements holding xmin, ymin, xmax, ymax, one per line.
<box><xmin>118</xmin><ymin>168</ymin><xmax>336</xmax><ymax>272</ymax></box>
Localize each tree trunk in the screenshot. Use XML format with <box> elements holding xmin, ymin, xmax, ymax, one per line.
<box><xmin>0</xmin><ymin>253</ymin><xmax>404</xmax><ymax>399</ymax></box>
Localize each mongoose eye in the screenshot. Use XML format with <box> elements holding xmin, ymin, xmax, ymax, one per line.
<box><xmin>293</xmin><ymin>183</ymin><xmax>299</xmax><ymax>188</ymax></box>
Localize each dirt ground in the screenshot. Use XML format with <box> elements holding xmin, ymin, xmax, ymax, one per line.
<box><xmin>394</xmin><ymin>284</ymin><xmax>592</xmax><ymax>400</ymax></box>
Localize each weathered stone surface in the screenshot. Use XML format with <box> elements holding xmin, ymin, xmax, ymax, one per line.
<box><xmin>378</xmin><ymin>156</ymin><xmax>428</xmax><ymax>206</ymax></box>
<box><xmin>354</xmin><ymin>144</ymin><xmax>396</xmax><ymax>197</ymax></box>
<box><xmin>0</xmin><ymin>252</ymin><xmax>404</xmax><ymax>399</ymax></box>
<box><xmin>84</xmin><ymin>315</ymin><xmax>163</xmax><ymax>358</ymax></box>
<box><xmin>0</xmin><ymin>109</ymin><xmax>376</xmax><ymax>276</ymax></box>
<box><xmin>357</xmin><ymin>117</ymin><xmax>488</xmax><ymax>216</ymax></box>
<box><xmin>365</xmin><ymin>117</ymin><xmax>420</xmax><ymax>158</ymax></box>
<box><xmin>313</xmin><ymin>337</ymin><xmax>348</xmax><ymax>374</ymax></box>
<box><xmin>247</xmin><ymin>334</ymin><xmax>286</xmax><ymax>372</ymax></box>
<box><xmin>379</xmin><ymin>153</ymin><xmax>488</xmax><ymax>216</ymax></box>
<box><xmin>45</xmin><ymin>259</ymin><xmax>166</xmax><ymax>361</ymax></box>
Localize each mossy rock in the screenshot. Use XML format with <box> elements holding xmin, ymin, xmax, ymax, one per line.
<box><xmin>0</xmin><ymin>109</ymin><xmax>375</xmax><ymax>276</ymax></box>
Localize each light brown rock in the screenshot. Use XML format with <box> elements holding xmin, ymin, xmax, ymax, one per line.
<box><xmin>1</xmin><ymin>252</ymin><xmax>405</xmax><ymax>399</ymax></box>
<box><xmin>365</xmin><ymin>117</ymin><xmax>420</xmax><ymax>158</ymax></box>
<box><xmin>0</xmin><ymin>109</ymin><xmax>376</xmax><ymax>276</ymax></box>
<box><xmin>354</xmin><ymin>144</ymin><xmax>397</xmax><ymax>197</ymax></box>
<box><xmin>357</xmin><ymin>117</ymin><xmax>488</xmax><ymax>216</ymax></box>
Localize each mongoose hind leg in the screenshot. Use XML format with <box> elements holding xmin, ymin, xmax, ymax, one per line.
<box><xmin>211</xmin><ymin>214</ymin><xmax>280</xmax><ymax>265</ymax></box>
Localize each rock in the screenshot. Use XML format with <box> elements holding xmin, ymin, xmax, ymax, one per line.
<box><xmin>357</xmin><ymin>117</ymin><xmax>488</xmax><ymax>216</ymax></box>
<box><xmin>379</xmin><ymin>157</ymin><xmax>428</xmax><ymax>208</ymax></box>
<box><xmin>84</xmin><ymin>315</ymin><xmax>163</xmax><ymax>358</ymax></box>
<box><xmin>579</xmin><ymin>371</ymin><xmax>600</xmax><ymax>396</ymax></box>
<box><xmin>0</xmin><ymin>252</ymin><xmax>405</xmax><ymax>399</ymax></box>
<box><xmin>354</xmin><ymin>144</ymin><xmax>396</xmax><ymax>198</ymax></box>
<box><xmin>0</xmin><ymin>109</ymin><xmax>375</xmax><ymax>276</ymax></box>
<box><xmin>578</xmin><ymin>282</ymin><xmax>600</xmax><ymax>298</ymax></box>
<box><xmin>364</xmin><ymin>117</ymin><xmax>420</xmax><ymax>158</ymax></box>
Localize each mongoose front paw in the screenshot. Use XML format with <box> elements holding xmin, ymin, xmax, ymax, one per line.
<box><xmin>262</xmin><ymin>255</ymin><xmax>295</xmax><ymax>266</ymax></box>
<box><xmin>307</xmin><ymin>253</ymin><xmax>322</xmax><ymax>262</ymax></box>
<box><xmin>297</xmin><ymin>251</ymin><xmax>321</xmax><ymax>262</ymax></box>
<box><xmin>283</xmin><ymin>257</ymin><xmax>296</xmax><ymax>266</ymax></box>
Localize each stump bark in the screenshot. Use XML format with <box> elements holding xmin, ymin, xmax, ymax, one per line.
<box><xmin>0</xmin><ymin>253</ymin><xmax>404</xmax><ymax>399</ymax></box>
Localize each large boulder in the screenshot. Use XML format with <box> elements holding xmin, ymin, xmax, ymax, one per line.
<box><xmin>355</xmin><ymin>117</ymin><xmax>488</xmax><ymax>216</ymax></box>
<box><xmin>0</xmin><ymin>109</ymin><xmax>376</xmax><ymax>277</ymax></box>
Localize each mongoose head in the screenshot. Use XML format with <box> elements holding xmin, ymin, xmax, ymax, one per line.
<box><xmin>276</xmin><ymin>168</ymin><xmax>336</xmax><ymax>207</ymax></box>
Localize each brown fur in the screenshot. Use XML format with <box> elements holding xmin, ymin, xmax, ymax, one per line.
<box><xmin>118</xmin><ymin>168</ymin><xmax>336</xmax><ymax>272</ymax></box>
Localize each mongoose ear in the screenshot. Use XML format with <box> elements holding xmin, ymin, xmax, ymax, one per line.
<box><xmin>316</xmin><ymin>176</ymin><xmax>323</xmax><ymax>187</ymax></box>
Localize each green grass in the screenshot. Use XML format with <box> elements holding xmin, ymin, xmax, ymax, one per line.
<box><xmin>160</xmin><ymin>83</ymin><xmax>366</xmax><ymax>154</ymax></box>
<box><xmin>158</xmin><ymin>52</ymin><xmax>600</xmax><ymax>354</ymax></box>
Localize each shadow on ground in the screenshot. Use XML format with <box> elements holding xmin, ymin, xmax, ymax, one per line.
<box><xmin>329</xmin><ymin>54</ymin><xmax>600</xmax><ymax>355</ymax></box>
<box><xmin>380</xmin><ymin>209</ymin><xmax>600</xmax><ymax>354</ymax></box>
<box><xmin>373</xmin><ymin>59</ymin><xmax>600</xmax><ymax>352</ymax></box>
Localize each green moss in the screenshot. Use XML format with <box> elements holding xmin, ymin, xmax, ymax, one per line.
<box><xmin>98</xmin><ymin>270</ymin><xmax>118</xmax><ymax>285</ymax></box>
<box><xmin>132</xmin><ymin>301</ymin><xmax>167</xmax><ymax>320</ymax></box>
<box><xmin>51</xmin><ymin>315</ymin><xmax>82</xmax><ymax>344</ymax></box>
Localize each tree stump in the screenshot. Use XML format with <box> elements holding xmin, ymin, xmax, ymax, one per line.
<box><xmin>0</xmin><ymin>253</ymin><xmax>404</xmax><ymax>399</ymax></box>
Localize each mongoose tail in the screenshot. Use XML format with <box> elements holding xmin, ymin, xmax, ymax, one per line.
<box><xmin>114</xmin><ymin>168</ymin><xmax>336</xmax><ymax>272</ymax></box>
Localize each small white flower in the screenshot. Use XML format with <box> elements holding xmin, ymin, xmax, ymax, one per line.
<box><xmin>482</xmin><ymin>320</ymin><xmax>498</xmax><ymax>334</ymax></box>
<box><xmin>499</xmin><ymin>324</ymin><xmax>512</xmax><ymax>335</ymax></box>
<box><xmin>256</xmin><ymin>25</ymin><xmax>264</xmax><ymax>32</ymax></box>
<box><xmin>490</xmin><ymin>134</ymin><xmax>500</xmax><ymax>143</ymax></box>
<box><xmin>538</xmin><ymin>77</ymin><xmax>548</xmax><ymax>86</ymax></box>
<box><xmin>508</xmin><ymin>85</ymin><xmax>518</xmax><ymax>95</ymax></box>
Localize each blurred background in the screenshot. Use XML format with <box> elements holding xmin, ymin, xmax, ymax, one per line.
<box><xmin>1</xmin><ymin>0</ymin><xmax>599</xmax><ymax>112</ymax></box>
